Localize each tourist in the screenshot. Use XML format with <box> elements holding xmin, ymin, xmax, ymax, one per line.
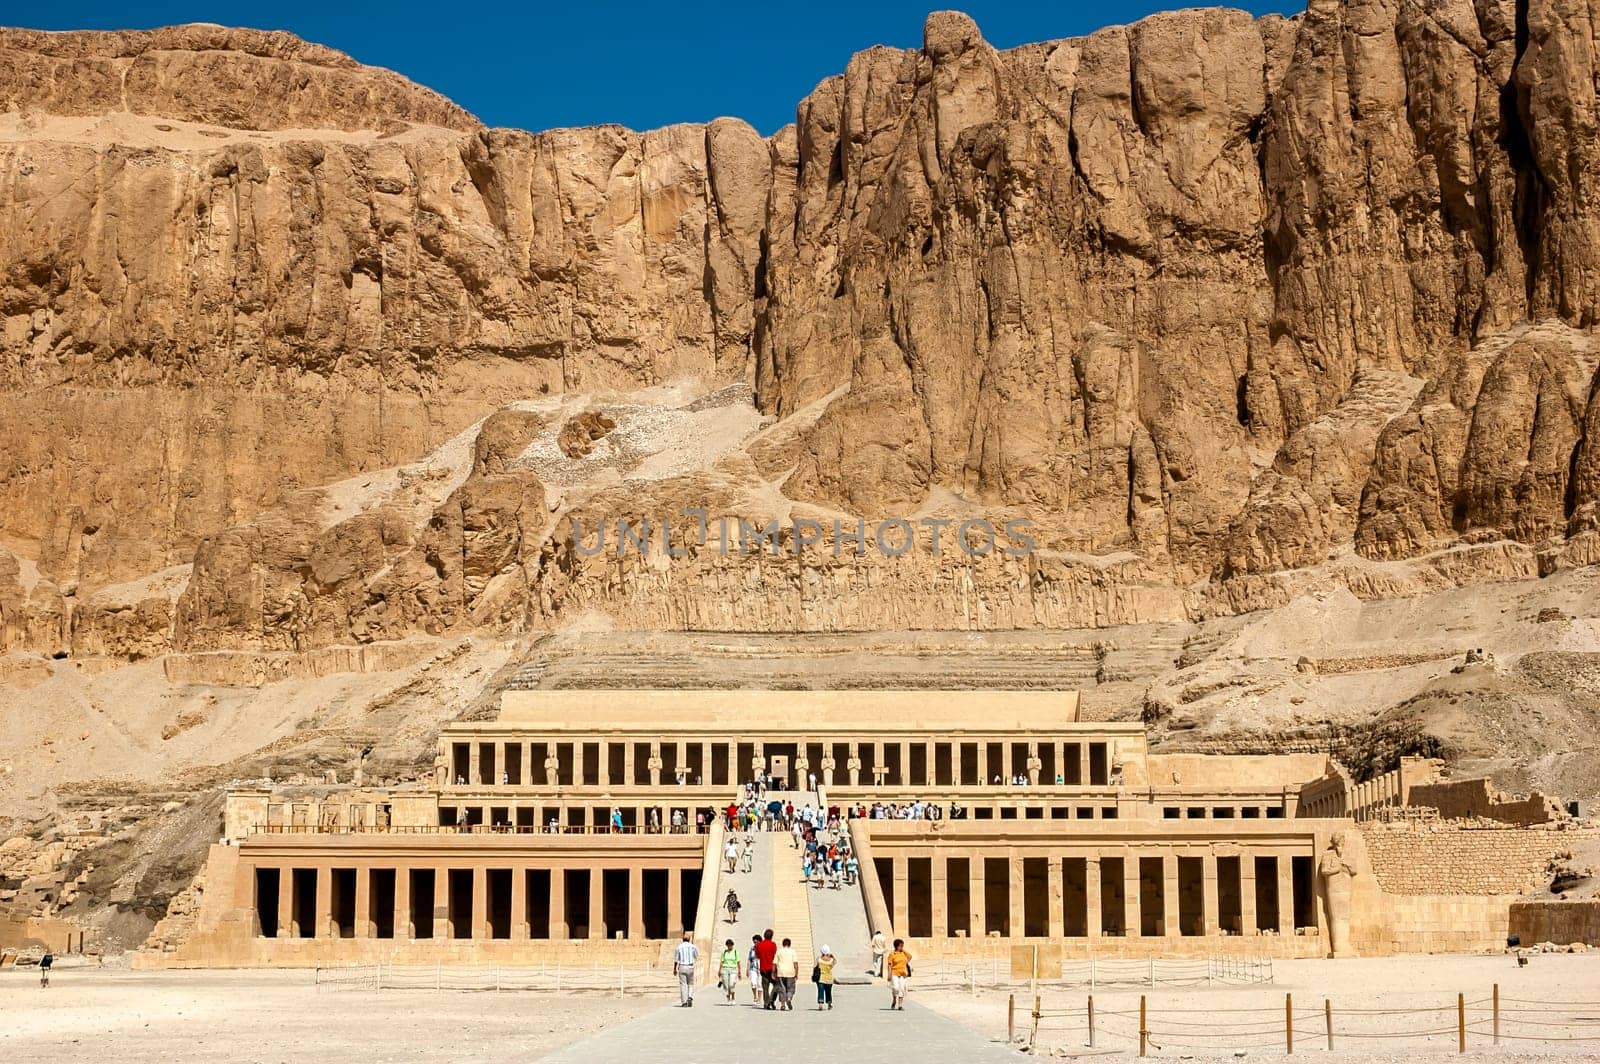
<box><xmin>724</xmin><ymin>888</ymin><xmax>742</xmax><ymax>924</ymax></box>
<box><xmin>886</xmin><ymin>938</ymin><xmax>913</xmax><ymax>1009</ymax></box>
<box><xmin>39</xmin><ymin>951</ymin><xmax>52</xmax><ymax>988</ymax></box>
<box><xmin>741</xmin><ymin>835</ymin><xmax>755</xmax><ymax>873</ymax></box>
<box><xmin>748</xmin><ymin>934</ymin><xmax>764</xmax><ymax>1004</ymax></box>
<box><xmin>756</xmin><ymin>928</ymin><xmax>779</xmax><ymax>1009</ymax></box>
<box><xmin>813</xmin><ymin>945</ymin><xmax>836</xmax><ymax>1010</ymax></box>
<box><xmin>869</xmin><ymin>929</ymin><xmax>887</xmax><ymax>977</ymax></box>
<box><xmin>674</xmin><ymin>932</ymin><xmax>699</xmax><ymax>1007</ymax></box>
<box><xmin>719</xmin><ymin>938</ymin><xmax>742</xmax><ymax>1003</ymax></box>
<box><xmin>725</xmin><ymin>837</ymin><xmax>740</xmax><ymax>873</ymax></box>
<box><xmin>774</xmin><ymin>937</ymin><xmax>799</xmax><ymax>1010</ymax></box>
<box><xmin>610</xmin><ymin>807</ymin><xmax>624</xmax><ymax>833</ymax></box>
<box><xmin>670</xmin><ymin>809</ymin><xmax>684</xmax><ymax>833</ymax></box>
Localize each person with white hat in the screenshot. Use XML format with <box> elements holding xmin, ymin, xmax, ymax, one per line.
<box><xmin>812</xmin><ymin>945</ymin><xmax>836</xmax><ymax>1010</ymax></box>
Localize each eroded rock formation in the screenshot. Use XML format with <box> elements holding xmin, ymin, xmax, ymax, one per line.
<box><xmin>2</xmin><ymin>4</ymin><xmax>1600</xmax><ymax>653</ymax></box>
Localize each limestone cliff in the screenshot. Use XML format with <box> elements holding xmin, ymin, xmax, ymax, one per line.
<box><xmin>2</xmin><ymin>4</ymin><xmax>1600</xmax><ymax>655</ymax></box>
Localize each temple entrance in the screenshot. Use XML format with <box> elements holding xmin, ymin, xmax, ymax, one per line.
<box><xmin>768</xmin><ymin>754</ymin><xmax>790</xmax><ymax>787</ymax></box>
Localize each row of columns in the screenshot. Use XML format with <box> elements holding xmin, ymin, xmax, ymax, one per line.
<box><xmin>883</xmin><ymin>852</ymin><xmax>1305</xmax><ymax>939</ymax></box>
<box><xmin>262</xmin><ymin>864</ymin><xmax>691</xmax><ymax>942</ymax></box>
<box><xmin>447</xmin><ymin>738</ymin><xmax>1112</xmax><ymax>789</ymax></box>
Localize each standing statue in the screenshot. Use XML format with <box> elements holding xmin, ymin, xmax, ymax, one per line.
<box><xmin>1318</xmin><ymin>829</ymin><xmax>1359</xmax><ymax>958</ymax></box>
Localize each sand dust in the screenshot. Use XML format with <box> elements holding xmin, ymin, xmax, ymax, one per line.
<box><xmin>0</xmin><ymin>963</ymin><xmax>662</xmax><ymax>1063</ymax></box>
<box><xmin>918</xmin><ymin>952</ymin><xmax>1600</xmax><ymax>1060</ymax></box>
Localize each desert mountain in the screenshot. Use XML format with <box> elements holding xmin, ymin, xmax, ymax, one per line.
<box><xmin>1</xmin><ymin>5</ymin><xmax>1598</xmax><ymax>947</ymax></box>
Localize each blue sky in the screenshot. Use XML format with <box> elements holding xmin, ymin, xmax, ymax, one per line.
<box><xmin>16</xmin><ymin>2</ymin><xmax>1304</xmax><ymax>134</ymax></box>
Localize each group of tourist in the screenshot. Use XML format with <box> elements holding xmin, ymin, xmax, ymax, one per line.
<box><xmin>683</xmin><ymin>929</ymin><xmax>913</xmax><ymax>1013</ymax></box>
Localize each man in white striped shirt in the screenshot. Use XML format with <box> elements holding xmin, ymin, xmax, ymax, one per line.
<box><xmin>673</xmin><ymin>932</ymin><xmax>699</xmax><ymax>1006</ymax></box>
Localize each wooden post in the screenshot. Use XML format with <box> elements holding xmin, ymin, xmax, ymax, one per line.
<box><xmin>1458</xmin><ymin>992</ymin><xmax>1465</xmax><ymax>1054</ymax></box>
<box><xmin>1325</xmin><ymin>998</ymin><xmax>1333</xmax><ymax>1050</ymax></box>
<box><xmin>1286</xmin><ymin>992</ymin><xmax>1294</xmax><ymax>1054</ymax></box>
<box><xmin>1031</xmin><ymin>993</ymin><xmax>1041</xmax><ymax>1047</ymax></box>
<box><xmin>1493</xmin><ymin>983</ymin><xmax>1500</xmax><ymax>1046</ymax></box>
<box><xmin>1139</xmin><ymin>994</ymin><xmax>1148</xmax><ymax>1057</ymax></box>
<box><xmin>1088</xmin><ymin>994</ymin><xmax>1096</xmax><ymax>1048</ymax></box>
<box><xmin>1008</xmin><ymin>993</ymin><xmax>1016</xmax><ymax>1043</ymax></box>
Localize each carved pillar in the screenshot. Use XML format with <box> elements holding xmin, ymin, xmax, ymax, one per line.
<box><xmin>924</xmin><ymin>740</ymin><xmax>936</xmax><ymax>786</ymax></box>
<box><xmin>1027</xmin><ymin>746</ymin><xmax>1042</xmax><ymax>786</ymax></box>
<box><xmin>315</xmin><ymin>866</ymin><xmax>334</xmax><ymax>939</ymax></box>
<box><xmin>598</xmin><ymin>741</ymin><xmax>611</xmax><ymax>787</ymax></box>
<box><xmin>891</xmin><ymin>857</ymin><xmax>910</xmax><ymax>937</ymax></box>
<box><xmin>667</xmin><ymin>868</ymin><xmax>683</xmax><ymax>936</ymax></box>
<box><xmin>847</xmin><ymin>742</ymin><xmax>861</xmax><ymax>786</ymax></box>
<box><xmin>1162</xmin><ymin>856</ymin><xmax>1180</xmax><ymax>937</ymax></box>
<box><xmin>354</xmin><ymin>868</ymin><xmax>372</xmax><ymax>938</ymax></box>
<box><xmin>511</xmin><ymin>868</ymin><xmax>529</xmax><ymax>939</ymax></box>
<box><xmin>493</xmin><ymin>741</ymin><xmax>506</xmax><ymax>784</ymax></box>
<box><xmin>1277</xmin><ymin>856</ymin><xmax>1295</xmax><ymax>935</ymax></box>
<box><xmin>277</xmin><ymin>868</ymin><xmax>294</xmax><ymax>938</ymax></box>
<box><xmin>821</xmin><ymin>753</ymin><xmax>836</xmax><ymax>788</ymax></box>
<box><xmin>1052</xmin><ymin>741</ymin><xmax>1064</xmax><ymax>783</ymax></box>
<box><xmin>649</xmin><ymin>742</ymin><xmax>663</xmax><ymax>786</ymax></box>
<box><xmin>550</xmin><ymin>869</ymin><xmax>567</xmax><ymax>939</ymax></box>
<box><xmin>1202</xmin><ymin>854</ymin><xmax>1220</xmax><ymax>935</ymax></box>
<box><xmin>588</xmin><ymin>869</ymin><xmax>605</xmax><ymax>940</ymax></box>
<box><xmin>1001</xmin><ymin>742</ymin><xmax>1014</xmax><ymax>783</ymax></box>
<box><xmin>435</xmin><ymin>867</ymin><xmax>452</xmax><ymax>939</ymax></box>
<box><xmin>1240</xmin><ymin>853</ymin><xmax>1257</xmax><ymax>934</ymax></box>
<box><xmin>1078</xmin><ymin>743</ymin><xmax>1091</xmax><ymax>787</ymax></box>
<box><xmin>1046</xmin><ymin>857</ymin><xmax>1065</xmax><ymax>938</ymax></box>
<box><xmin>1008</xmin><ymin>854</ymin><xmax>1025</xmax><ymax>938</ymax></box>
<box><xmin>394</xmin><ymin>867</ymin><xmax>412</xmax><ymax>940</ymax></box>
<box><xmin>969</xmin><ymin>857</ymin><xmax>986</xmax><ymax>938</ymax></box>
<box><xmin>628</xmin><ymin>867</ymin><xmax>646</xmax><ymax>940</ymax></box>
<box><xmin>1124</xmin><ymin>855</ymin><xmax>1141</xmax><ymax>938</ymax></box>
<box><xmin>931</xmin><ymin>857</ymin><xmax>948</xmax><ymax>937</ymax></box>
<box><xmin>469</xmin><ymin>743</ymin><xmax>482</xmax><ymax>786</ymax></box>
<box><xmin>623</xmin><ymin>742</ymin><xmax>635</xmax><ymax>786</ymax></box>
<box><xmin>1086</xmin><ymin>855</ymin><xmax>1102</xmax><ymax>939</ymax></box>
<box><xmin>472</xmin><ymin>867</ymin><xmax>489</xmax><ymax>940</ymax></box>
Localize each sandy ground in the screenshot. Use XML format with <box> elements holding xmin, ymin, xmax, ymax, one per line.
<box><xmin>918</xmin><ymin>953</ymin><xmax>1600</xmax><ymax>1060</ymax></box>
<box><xmin>0</xmin><ymin>962</ymin><xmax>662</xmax><ymax>1063</ymax></box>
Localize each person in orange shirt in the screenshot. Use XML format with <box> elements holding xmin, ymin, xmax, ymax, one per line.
<box><xmin>885</xmin><ymin>938</ymin><xmax>913</xmax><ymax>1010</ymax></box>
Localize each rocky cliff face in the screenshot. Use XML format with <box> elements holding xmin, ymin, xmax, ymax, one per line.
<box><xmin>2</xmin><ymin>4</ymin><xmax>1600</xmax><ymax>655</ymax></box>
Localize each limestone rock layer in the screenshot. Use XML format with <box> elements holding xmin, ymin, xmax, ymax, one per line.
<box><xmin>2</xmin><ymin>6</ymin><xmax>1600</xmax><ymax>651</ymax></box>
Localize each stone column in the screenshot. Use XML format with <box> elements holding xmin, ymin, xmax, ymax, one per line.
<box><xmin>1078</xmin><ymin>744</ymin><xmax>1091</xmax><ymax>787</ymax></box>
<box><xmin>1027</xmin><ymin>742</ymin><xmax>1040</xmax><ymax>785</ymax></box>
<box><xmin>752</xmin><ymin>741</ymin><xmax>766</xmax><ymax>781</ymax></box>
<box><xmin>969</xmin><ymin>858</ymin><xmax>987</xmax><ymax>938</ymax></box>
<box><xmin>873</xmin><ymin>741</ymin><xmax>886</xmax><ymax>786</ymax></box>
<box><xmin>623</xmin><ymin>742</ymin><xmax>636</xmax><ymax>786</ymax></box>
<box><xmin>395</xmin><ymin>867</ymin><xmax>412</xmax><ymax>940</ymax></box>
<box><xmin>472</xmin><ymin>867</ymin><xmax>489</xmax><ymax>940</ymax></box>
<box><xmin>1123</xmin><ymin>855</ymin><xmax>1141</xmax><ymax>938</ymax></box>
<box><xmin>924</xmin><ymin>740</ymin><xmax>937</xmax><ymax>786</ymax></box>
<box><xmin>1008</xmin><ymin>855</ymin><xmax>1025</xmax><ymax>938</ymax></box>
<box><xmin>931</xmin><ymin>857</ymin><xmax>949</xmax><ymax>937</ymax></box>
<box><xmin>848</xmin><ymin>743</ymin><xmax>861</xmax><ymax>786</ymax></box>
<box><xmin>1046</xmin><ymin>856</ymin><xmax>1065</xmax><ymax>938</ymax></box>
<box><xmin>494</xmin><ymin>741</ymin><xmax>506</xmax><ymax>784</ymax></box>
<box><xmin>898</xmin><ymin>741</ymin><xmax>911</xmax><ymax>786</ymax></box>
<box><xmin>315</xmin><ymin>866</ymin><xmax>334</xmax><ymax>939</ymax></box>
<box><xmin>523</xmin><ymin>742</ymin><xmax>534</xmax><ymax>786</ymax></box>
<box><xmin>435</xmin><ymin>867</ymin><xmax>452</xmax><ymax>939</ymax></box>
<box><xmin>1202</xmin><ymin>854</ymin><xmax>1220</xmax><ymax>935</ymax></box>
<box><xmin>1240</xmin><ymin>854</ymin><xmax>1257</xmax><ymax>934</ymax></box>
<box><xmin>469</xmin><ymin>743</ymin><xmax>482</xmax><ymax>786</ymax></box>
<box><xmin>667</xmin><ymin>868</ymin><xmax>683</xmax><ymax>936</ymax></box>
<box><xmin>511</xmin><ymin>868</ymin><xmax>529</xmax><ymax>939</ymax></box>
<box><xmin>628</xmin><ymin>867</ymin><xmax>646</xmax><ymax>940</ymax></box>
<box><xmin>598</xmin><ymin>742</ymin><xmax>611</xmax><ymax>787</ymax></box>
<box><xmin>1277</xmin><ymin>856</ymin><xmax>1295</xmax><ymax>934</ymax></box>
<box><xmin>1052</xmin><ymin>742</ymin><xmax>1064</xmax><ymax>783</ymax></box>
<box><xmin>588</xmin><ymin>870</ymin><xmax>605</xmax><ymax>940</ymax></box>
<box><xmin>892</xmin><ymin>857</ymin><xmax>910</xmax><ymax>938</ymax></box>
<box><xmin>1085</xmin><ymin>855</ymin><xmax>1102</xmax><ymax>939</ymax></box>
<box><xmin>1001</xmin><ymin>741</ymin><xmax>1013</xmax><ymax>782</ymax></box>
<box><xmin>354</xmin><ymin>868</ymin><xmax>372</xmax><ymax>938</ymax></box>
<box><xmin>550</xmin><ymin>869</ymin><xmax>567</xmax><ymax>940</ymax></box>
<box><xmin>675</xmin><ymin>741</ymin><xmax>688</xmax><ymax>783</ymax></box>
<box><xmin>1162</xmin><ymin>856</ymin><xmax>1180</xmax><ymax>937</ymax></box>
<box><xmin>277</xmin><ymin>868</ymin><xmax>294</xmax><ymax>938</ymax></box>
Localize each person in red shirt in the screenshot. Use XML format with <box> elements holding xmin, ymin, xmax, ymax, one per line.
<box><xmin>755</xmin><ymin>928</ymin><xmax>780</xmax><ymax>1010</ymax></box>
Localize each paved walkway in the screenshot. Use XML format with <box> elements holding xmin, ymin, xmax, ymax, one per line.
<box><xmin>537</xmin><ymin>979</ymin><xmax>1019</xmax><ymax>1063</ymax></box>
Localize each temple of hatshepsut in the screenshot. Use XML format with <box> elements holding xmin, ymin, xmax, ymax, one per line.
<box><xmin>143</xmin><ymin>652</ymin><xmax>1594</xmax><ymax>973</ymax></box>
